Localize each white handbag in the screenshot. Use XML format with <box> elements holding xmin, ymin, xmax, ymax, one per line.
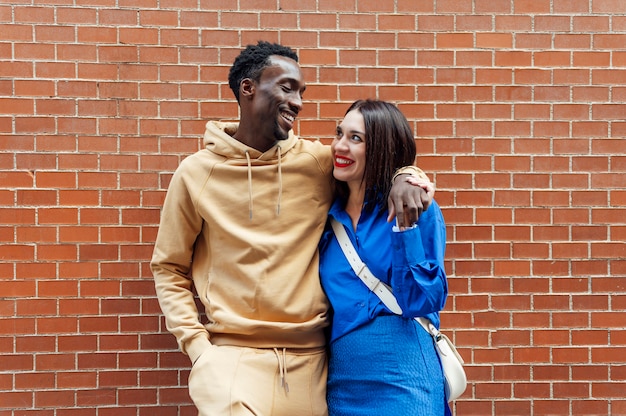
<box><xmin>330</xmin><ymin>219</ymin><xmax>467</xmax><ymax>402</ymax></box>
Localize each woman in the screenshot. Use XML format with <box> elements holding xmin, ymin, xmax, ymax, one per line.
<box><xmin>318</xmin><ymin>100</ymin><xmax>451</xmax><ymax>416</ymax></box>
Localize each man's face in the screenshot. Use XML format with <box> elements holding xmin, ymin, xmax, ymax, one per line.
<box><xmin>251</xmin><ymin>56</ymin><xmax>306</xmax><ymax>141</ymax></box>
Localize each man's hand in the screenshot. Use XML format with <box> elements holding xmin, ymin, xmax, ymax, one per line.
<box><xmin>387</xmin><ymin>175</ymin><xmax>435</xmax><ymax>228</ymax></box>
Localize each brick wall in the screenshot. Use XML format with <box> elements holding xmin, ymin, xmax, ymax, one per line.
<box><xmin>1</xmin><ymin>1</ymin><xmax>626</xmax><ymax>415</ymax></box>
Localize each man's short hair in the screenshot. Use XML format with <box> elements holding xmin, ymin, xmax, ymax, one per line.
<box><xmin>228</xmin><ymin>41</ymin><xmax>299</xmax><ymax>102</ymax></box>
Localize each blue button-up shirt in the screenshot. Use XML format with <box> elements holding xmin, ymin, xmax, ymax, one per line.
<box><xmin>319</xmin><ymin>199</ymin><xmax>448</xmax><ymax>343</ymax></box>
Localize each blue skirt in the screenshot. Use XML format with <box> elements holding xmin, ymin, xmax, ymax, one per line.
<box><xmin>327</xmin><ymin>315</ymin><xmax>451</xmax><ymax>416</ymax></box>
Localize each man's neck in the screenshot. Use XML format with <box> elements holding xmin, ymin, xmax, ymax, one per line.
<box><xmin>233</xmin><ymin>124</ymin><xmax>276</xmax><ymax>153</ymax></box>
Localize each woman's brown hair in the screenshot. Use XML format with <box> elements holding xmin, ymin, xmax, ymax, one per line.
<box><xmin>336</xmin><ymin>99</ymin><xmax>417</xmax><ymax>211</ymax></box>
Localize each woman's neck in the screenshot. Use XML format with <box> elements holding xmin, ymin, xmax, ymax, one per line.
<box><xmin>345</xmin><ymin>184</ymin><xmax>365</xmax><ymax>230</ymax></box>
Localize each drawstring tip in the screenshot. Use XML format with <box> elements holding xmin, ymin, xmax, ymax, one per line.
<box><xmin>274</xmin><ymin>347</ymin><xmax>289</xmax><ymax>394</ymax></box>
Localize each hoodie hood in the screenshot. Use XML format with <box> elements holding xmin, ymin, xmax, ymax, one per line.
<box><xmin>203</xmin><ymin>120</ymin><xmax>299</xmax><ymax>161</ymax></box>
<box><xmin>203</xmin><ymin>120</ymin><xmax>300</xmax><ymax>218</ymax></box>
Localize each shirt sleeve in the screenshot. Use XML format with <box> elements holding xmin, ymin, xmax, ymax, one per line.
<box><xmin>389</xmin><ymin>201</ymin><xmax>448</xmax><ymax>320</ymax></box>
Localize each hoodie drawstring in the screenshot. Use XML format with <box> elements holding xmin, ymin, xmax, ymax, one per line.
<box><xmin>244</xmin><ymin>150</ymin><xmax>254</xmax><ymax>219</ymax></box>
<box><xmin>243</xmin><ymin>147</ymin><xmax>283</xmax><ymax>220</ymax></box>
<box><xmin>276</xmin><ymin>145</ymin><xmax>282</xmax><ymax>215</ymax></box>
<box><xmin>273</xmin><ymin>347</ymin><xmax>289</xmax><ymax>393</ymax></box>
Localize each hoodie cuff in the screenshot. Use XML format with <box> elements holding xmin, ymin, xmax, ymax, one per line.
<box><xmin>185</xmin><ymin>333</ymin><xmax>212</xmax><ymax>364</ymax></box>
<box><xmin>391</xmin><ymin>166</ymin><xmax>430</xmax><ymax>183</ymax></box>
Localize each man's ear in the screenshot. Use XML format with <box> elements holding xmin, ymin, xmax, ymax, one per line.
<box><xmin>240</xmin><ymin>78</ymin><xmax>255</xmax><ymax>99</ymax></box>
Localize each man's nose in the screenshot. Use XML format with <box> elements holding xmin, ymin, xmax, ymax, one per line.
<box><xmin>289</xmin><ymin>93</ymin><xmax>302</xmax><ymax>113</ymax></box>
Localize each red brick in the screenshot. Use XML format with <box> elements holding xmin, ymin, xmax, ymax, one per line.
<box><xmin>1</xmin><ymin>3</ymin><xmax>626</xmax><ymax>412</ymax></box>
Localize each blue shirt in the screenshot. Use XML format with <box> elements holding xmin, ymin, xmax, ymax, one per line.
<box><xmin>319</xmin><ymin>199</ymin><xmax>448</xmax><ymax>343</ymax></box>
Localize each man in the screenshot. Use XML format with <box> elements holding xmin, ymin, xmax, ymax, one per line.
<box><xmin>150</xmin><ymin>41</ymin><xmax>432</xmax><ymax>416</ymax></box>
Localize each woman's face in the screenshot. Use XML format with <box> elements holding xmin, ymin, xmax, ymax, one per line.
<box><xmin>331</xmin><ymin>109</ymin><xmax>367</xmax><ymax>187</ymax></box>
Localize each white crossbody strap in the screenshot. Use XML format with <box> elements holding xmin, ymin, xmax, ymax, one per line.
<box><xmin>330</xmin><ymin>219</ymin><xmax>403</xmax><ymax>315</ymax></box>
<box><xmin>331</xmin><ymin>219</ymin><xmax>449</xmax><ymax>343</ymax></box>
<box><xmin>330</xmin><ymin>218</ymin><xmax>467</xmax><ymax>400</ymax></box>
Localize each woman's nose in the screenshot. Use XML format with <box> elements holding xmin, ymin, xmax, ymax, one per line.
<box><xmin>333</xmin><ymin>137</ymin><xmax>348</xmax><ymax>152</ymax></box>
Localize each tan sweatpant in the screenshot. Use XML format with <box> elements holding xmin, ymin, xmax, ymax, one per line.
<box><xmin>188</xmin><ymin>345</ymin><xmax>328</xmax><ymax>416</ymax></box>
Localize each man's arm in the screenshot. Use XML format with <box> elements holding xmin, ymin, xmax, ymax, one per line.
<box><xmin>387</xmin><ymin>166</ymin><xmax>436</xmax><ymax>228</ymax></box>
<box><xmin>151</xmin><ymin>168</ymin><xmax>212</xmax><ymax>364</ymax></box>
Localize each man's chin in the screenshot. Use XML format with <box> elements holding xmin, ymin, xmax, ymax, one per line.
<box><xmin>274</xmin><ymin>127</ymin><xmax>290</xmax><ymax>141</ymax></box>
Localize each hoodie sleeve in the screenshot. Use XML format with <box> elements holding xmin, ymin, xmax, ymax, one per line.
<box><xmin>390</xmin><ymin>200</ymin><xmax>448</xmax><ymax>321</ymax></box>
<box><xmin>150</xmin><ymin>162</ymin><xmax>212</xmax><ymax>363</ymax></box>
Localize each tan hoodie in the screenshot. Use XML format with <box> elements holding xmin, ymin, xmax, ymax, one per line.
<box><xmin>151</xmin><ymin>121</ymin><xmax>335</xmax><ymax>363</ymax></box>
